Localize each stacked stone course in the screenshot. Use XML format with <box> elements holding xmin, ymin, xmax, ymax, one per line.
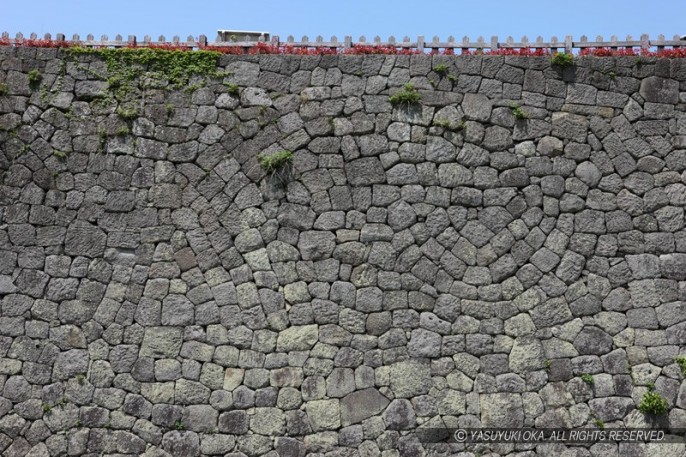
<box><xmin>1</xmin><ymin>47</ymin><xmax>686</xmax><ymax>455</ymax></box>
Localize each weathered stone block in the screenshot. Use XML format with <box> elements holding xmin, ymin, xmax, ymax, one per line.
<box><xmin>639</xmin><ymin>76</ymin><xmax>679</xmax><ymax>104</ymax></box>
<box><xmin>64</xmin><ymin>223</ymin><xmax>106</xmax><ymax>257</ymax></box>
<box><xmin>140</xmin><ymin>327</ymin><xmax>183</xmax><ymax>358</ymax></box>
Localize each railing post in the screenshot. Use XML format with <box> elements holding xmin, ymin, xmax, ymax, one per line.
<box><xmin>565</xmin><ymin>35</ymin><xmax>573</xmax><ymax>54</ymax></box>
<box><xmin>640</xmin><ymin>34</ymin><xmax>650</xmax><ymax>53</ymax></box>
<box><xmin>417</xmin><ymin>36</ymin><xmax>424</xmax><ymax>53</ymax></box>
<box><xmin>490</xmin><ymin>36</ymin><xmax>498</xmax><ymax>53</ymax></box>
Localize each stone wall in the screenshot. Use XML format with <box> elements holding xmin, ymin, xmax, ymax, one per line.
<box><xmin>1</xmin><ymin>47</ymin><xmax>686</xmax><ymax>456</ymax></box>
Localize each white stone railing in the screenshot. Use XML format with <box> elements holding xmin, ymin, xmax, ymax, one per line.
<box><xmin>1</xmin><ymin>32</ymin><xmax>685</xmax><ymax>54</ymax></box>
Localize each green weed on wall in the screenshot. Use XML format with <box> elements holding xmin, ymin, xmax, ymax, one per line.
<box><xmin>67</xmin><ymin>47</ymin><xmax>223</xmax><ymax>89</ymax></box>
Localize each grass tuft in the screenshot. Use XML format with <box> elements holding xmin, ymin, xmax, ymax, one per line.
<box><xmin>389</xmin><ymin>83</ymin><xmax>421</xmax><ymax>107</ymax></box>
<box><xmin>551</xmin><ymin>52</ymin><xmax>574</xmax><ymax>68</ymax></box>
<box><xmin>638</xmin><ymin>389</ymin><xmax>669</xmax><ymax>416</ymax></box>
<box><xmin>259</xmin><ymin>150</ymin><xmax>293</xmax><ymax>172</ymax></box>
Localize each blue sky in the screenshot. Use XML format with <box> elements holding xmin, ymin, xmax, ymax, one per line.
<box><xmin>3</xmin><ymin>0</ymin><xmax>685</xmax><ymax>45</ymax></box>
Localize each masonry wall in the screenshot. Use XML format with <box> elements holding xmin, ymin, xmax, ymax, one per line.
<box><xmin>1</xmin><ymin>47</ymin><xmax>686</xmax><ymax>456</ymax></box>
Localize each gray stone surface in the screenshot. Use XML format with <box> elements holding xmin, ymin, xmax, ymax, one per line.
<box><xmin>639</xmin><ymin>76</ymin><xmax>679</xmax><ymax>104</ymax></box>
<box><xmin>480</xmin><ymin>393</ymin><xmax>524</xmax><ymax>427</ymax></box>
<box><xmin>382</xmin><ymin>399</ymin><xmax>416</xmax><ymax>430</ymax></box>
<box><xmin>64</xmin><ymin>224</ymin><xmax>107</xmax><ymax>257</ymax></box>
<box><xmin>0</xmin><ymin>50</ymin><xmax>682</xmax><ymax>456</ymax></box>
<box><xmin>276</xmin><ymin>325</ymin><xmax>318</xmax><ymax>351</ymax></box>
<box><xmin>340</xmin><ymin>388</ymin><xmax>390</xmax><ymax>426</ymax></box>
<box><xmin>390</xmin><ymin>359</ymin><xmax>431</xmax><ymax>398</ymax></box>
